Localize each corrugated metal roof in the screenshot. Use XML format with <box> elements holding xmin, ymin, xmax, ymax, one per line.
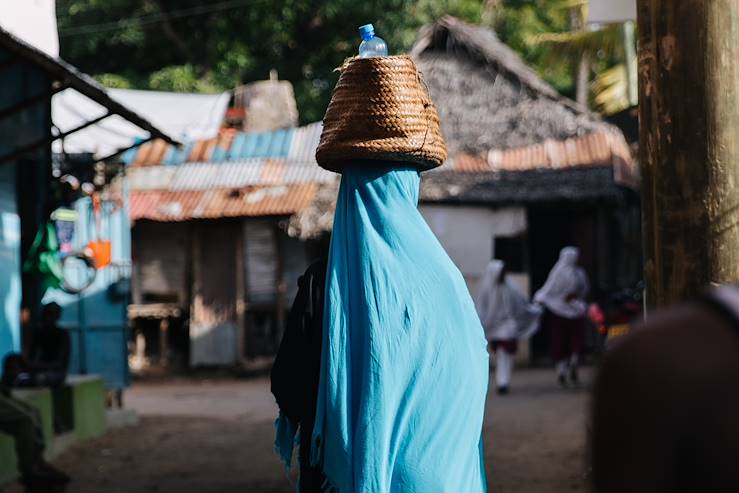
<box><xmin>485</xmin><ymin>131</ymin><xmax>620</xmax><ymax>171</ymax></box>
<box><xmin>125</xmin><ymin>120</ymin><xmax>635</xmax><ymax>228</ymax></box>
<box><xmin>124</xmin><ymin>121</ymin><xmax>633</xmax><ymax>184</ymax></box>
<box><xmin>125</xmin><ymin>123</ymin><xmax>321</xmax><ymax>167</ymax></box>
<box><xmin>127</xmin><ymin>159</ymin><xmax>334</xmax><ymax>192</ymax></box>
<box><xmin>126</xmin><ymin>165</ymin><xmax>178</xmax><ymax>191</ymax></box>
<box><xmin>426</xmin><ymin>130</ymin><xmax>637</xmax><ymax>189</ymax></box>
<box><xmin>130</xmin><ymin>183</ymin><xmax>319</xmax><ymax>222</ymax></box>
<box><xmin>287</xmin><ymin>122</ymin><xmax>323</xmax><ymax>161</ymax></box>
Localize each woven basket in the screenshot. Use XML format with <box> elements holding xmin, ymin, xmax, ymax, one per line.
<box><xmin>316</xmin><ymin>55</ymin><xmax>447</xmax><ymax>173</ymax></box>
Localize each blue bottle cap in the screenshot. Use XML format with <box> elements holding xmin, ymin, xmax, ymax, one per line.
<box><xmin>359</xmin><ymin>24</ymin><xmax>375</xmax><ymax>41</ymax></box>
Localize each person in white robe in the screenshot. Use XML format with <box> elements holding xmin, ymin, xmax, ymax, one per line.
<box><xmin>476</xmin><ymin>260</ymin><xmax>542</xmax><ymax>394</ymax></box>
<box><xmin>534</xmin><ymin>246</ymin><xmax>590</xmax><ymax>386</ymax></box>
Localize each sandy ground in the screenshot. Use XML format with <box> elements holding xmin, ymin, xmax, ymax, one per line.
<box><xmin>2</xmin><ymin>368</ymin><xmax>591</xmax><ymax>493</ymax></box>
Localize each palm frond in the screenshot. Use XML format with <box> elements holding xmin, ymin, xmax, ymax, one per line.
<box><xmin>529</xmin><ymin>24</ymin><xmax>624</xmax><ymax>61</ymax></box>
<box><xmin>591</xmin><ymin>63</ymin><xmax>629</xmax><ymax>114</ymax></box>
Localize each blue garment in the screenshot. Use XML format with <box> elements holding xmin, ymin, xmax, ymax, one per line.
<box><xmin>310</xmin><ymin>165</ymin><xmax>489</xmax><ymax>492</ymax></box>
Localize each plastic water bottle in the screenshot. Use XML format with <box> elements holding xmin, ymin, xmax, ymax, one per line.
<box><xmin>358</xmin><ymin>24</ymin><xmax>388</xmax><ymax>58</ymax></box>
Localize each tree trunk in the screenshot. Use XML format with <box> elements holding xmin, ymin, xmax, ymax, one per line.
<box><xmin>638</xmin><ymin>0</ymin><xmax>739</xmax><ymax>308</ymax></box>
<box><xmin>575</xmin><ymin>55</ymin><xmax>590</xmax><ymax>107</ymax></box>
<box><xmin>571</xmin><ymin>7</ymin><xmax>590</xmax><ymax>107</ymax></box>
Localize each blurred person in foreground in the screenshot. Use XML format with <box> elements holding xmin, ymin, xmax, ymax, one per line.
<box><xmin>476</xmin><ymin>260</ymin><xmax>541</xmax><ymax>394</ymax></box>
<box><xmin>592</xmin><ymin>285</ymin><xmax>739</xmax><ymax>492</ymax></box>
<box><xmin>535</xmin><ymin>247</ymin><xmax>590</xmax><ymax>386</ymax></box>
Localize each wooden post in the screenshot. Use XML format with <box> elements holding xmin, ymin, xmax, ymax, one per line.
<box><xmin>637</xmin><ymin>0</ymin><xmax>739</xmax><ymax>308</ymax></box>
<box><xmin>134</xmin><ymin>328</ymin><xmax>146</xmax><ymax>369</ymax></box>
<box><xmin>273</xmin><ymin>223</ymin><xmax>286</xmax><ymax>352</ymax></box>
<box><xmin>159</xmin><ymin>318</ymin><xmax>169</xmax><ymax>366</ymax></box>
<box><xmin>235</xmin><ymin>222</ymin><xmax>247</xmax><ymax>362</ymax></box>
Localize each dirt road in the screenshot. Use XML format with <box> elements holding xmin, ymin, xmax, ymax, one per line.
<box><xmin>2</xmin><ymin>368</ymin><xmax>590</xmax><ymax>493</ymax></box>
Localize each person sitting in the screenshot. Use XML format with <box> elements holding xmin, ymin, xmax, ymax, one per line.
<box><xmin>3</xmin><ymin>303</ymin><xmax>70</xmax><ymax>389</ymax></box>
<box><xmin>0</xmin><ymin>380</ymin><xmax>70</xmax><ymax>489</ymax></box>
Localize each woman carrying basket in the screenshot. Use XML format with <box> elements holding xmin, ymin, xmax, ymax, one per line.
<box><xmin>275</xmin><ymin>53</ymin><xmax>489</xmax><ymax>492</ymax></box>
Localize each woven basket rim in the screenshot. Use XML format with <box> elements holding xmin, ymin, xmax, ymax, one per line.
<box><xmin>317</xmin><ymin>55</ymin><xmax>447</xmax><ymax>173</ymax></box>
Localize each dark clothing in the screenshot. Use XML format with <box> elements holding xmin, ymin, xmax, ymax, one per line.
<box><xmin>490</xmin><ymin>339</ymin><xmax>518</xmax><ymax>355</ymax></box>
<box><xmin>592</xmin><ymin>293</ymin><xmax>739</xmax><ymax>493</ymax></box>
<box><xmin>0</xmin><ymin>392</ymin><xmax>45</xmax><ymax>474</ymax></box>
<box><xmin>29</xmin><ymin>327</ymin><xmax>70</xmax><ymax>371</ymax></box>
<box><xmin>271</xmin><ymin>259</ymin><xmax>327</xmax><ymax>492</ymax></box>
<box><xmin>2</xmin><ymin>327</ymin><xmax>69</xmax><ymax>390</ymax></box>
<box><xmin>549</xmin><ymin>311</ymin><xmax>585</xmax><ymax>360</ymax></box>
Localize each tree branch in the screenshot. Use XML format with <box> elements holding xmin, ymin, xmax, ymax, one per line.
<box><xmin>148</xmin><ymin>0</ymin><xmax>197</xmax><ymax>66</ymax></box>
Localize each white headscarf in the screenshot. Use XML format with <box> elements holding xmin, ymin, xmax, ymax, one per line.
<box><xmin>476</xmin><ymin>260</ymin><xmax>542</xmax><ymax>341</ymax></box>
<box><xmin>534</xmin><ymin>246</ymin><xmax>590</xmax><ymax>319</ymax></box>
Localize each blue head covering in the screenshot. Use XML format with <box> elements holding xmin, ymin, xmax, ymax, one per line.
<box><xmin>306</xmin><ymin>164</ymin><xmax>489</xmax><ymax>492</ymax></box>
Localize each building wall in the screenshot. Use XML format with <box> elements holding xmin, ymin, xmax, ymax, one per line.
<box><xmin>131</xmin><ymin>222</ymin><xmax>190</xmax><ymax>306</ymax></box>
<box><xmin>0</xmin><ymin>49</ymin><xmax>50</xmax><ymax>370</ymax></box>
<box><xmin>131</xmin><ymin>217</ymin><xmax>311</xmax><ymax>365</ymax></box>
<box><xmin>242</xmin><ymin>219</ymin><xmax>311</xmax><ymax>359</ymax></box>
<box><xmin>190</xmin><ymin>221</ymin><xmax>239</xmax><ymax>366</ymax></box>
<box><xmin>0</xmin><ymin>164</ymin><xmax>21</xmax><ymax>362</ymax></box>
<box><xmin>44</xmin><ymin>198</ymin><xmax>132</xmax><ymax>389</ymax></box>
<box><xmin>420</xmin><ymin>204</ymin><xmax>527</xmax><ymax>296</ymax></box>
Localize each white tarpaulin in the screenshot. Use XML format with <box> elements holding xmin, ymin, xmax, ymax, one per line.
<box><xmin>53</xmin><ymin>89</ymin><xmax>230</xmax><ymax>156</ymax></box>
<box><xmin>0</xmin><ymin>1</ymin><xmax>180</xmax><ymax>157</ymax></box>
<box><xmin>0</xmin><ymin>0</ymin><xmax>59</xmax><ymax>57</ymax></box>
<box><xmin>588</xmin><ymin>0</ymin><xmax>636</xmax><ymax>23</ymax></box>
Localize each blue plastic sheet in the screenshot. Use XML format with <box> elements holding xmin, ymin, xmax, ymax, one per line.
<box><xmin>310</xmin><ymin>164</ymin><xmax>489</xmax><ymax>492</ymax></box>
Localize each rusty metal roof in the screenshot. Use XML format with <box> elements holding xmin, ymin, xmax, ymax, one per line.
<box><xmin>129</xmin><ymin>183</ymin><xmax>320</xmax><ymax>222</ymax></box>
<box><xmin>127</xmin><ymin>159</ymin><xmax>334</xmax><ymax>192</ymax></box>
<box><xmin>124</xmin><ymin>121</ymin><xmax>634</xmax><ymax>185</ymax></box>
<box><xmin>433</xmin><ymin>130</ymin><xmax>637</xmax><ymax>189</ymax></box>
<box><xmin>125</xmin><ymin>111</ymin><xmax>635</xmax><ymax>227</ymax></box>
<box><xmin>127</xmin><ymin>157</ymin><xmax>336</xmax><ymax>222</ymax></box>
<box><xmin>125</xmin><ymin>122</ymin><xmax>323</xmax><ymax>167</ymax></box>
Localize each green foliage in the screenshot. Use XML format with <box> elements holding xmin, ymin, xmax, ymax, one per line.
<box><xmin>57</xmin><ymin>0</ymin><xmax>487</xmax><ymax>124</ymax></box>
<box><xmin>94</xmin><ymin>73</ymin><xmax>134</xmax><ymax>89</ymax></box>
<box><xmin>490</xmin><ymin>0</ymin><xmax>575</xmax><ymax>97</ymax></box>
<box><xmin>148</xmin><ymin>65</ymin><xmax>221</xmax><ymax>93</ymax></box>
<box><xmin>525</xmin><ymin>0</ymin><xmax>633</xmax><ymax>113</ymax></box>
<box><xmin>57</xmin><ymin>0</ymin><xmax>625</xmax><ymax>122</ymax></box>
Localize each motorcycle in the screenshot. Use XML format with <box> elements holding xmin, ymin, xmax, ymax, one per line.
<box><xmin>589</xmin><ymin>283</ymin><xmax>644</xmax><ymax>350</ymax></box>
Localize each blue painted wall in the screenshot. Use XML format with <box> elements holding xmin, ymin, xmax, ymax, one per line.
<box><xmin>0</xmin><ymin>164</ymin><xmax>21</xmax><ymax>365</ymax></box>
<box><xmin>0</xmin><ymin>48</ymin><xmax>48</xmax><ymax>373</ymax></box>
<box><xmin>44</xmin><ymin>192</ymin><xmax>132</xmax><ymax>390</ymax></box>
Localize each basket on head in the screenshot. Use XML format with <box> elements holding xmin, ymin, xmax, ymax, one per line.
<box><xmin>316</xmin><ymin>55</ymin><xmax>447</xmax><ymax>173</ymax></box>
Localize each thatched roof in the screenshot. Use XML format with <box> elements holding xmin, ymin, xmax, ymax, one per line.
<box><xmin>410</xmin><ymin>16</ymin><xmax>621</xmax><ymax>158</ymax></box>
<box><xmin>422</xmin><ymin>166</ymin><xmax>635</xmax><ymax>205</ymax></box>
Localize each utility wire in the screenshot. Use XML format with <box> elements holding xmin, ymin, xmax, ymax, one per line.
<box><xmin>58</xmin><ymin>0</ymin><xmax>254</xmax><ymax>37</ymax></box>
